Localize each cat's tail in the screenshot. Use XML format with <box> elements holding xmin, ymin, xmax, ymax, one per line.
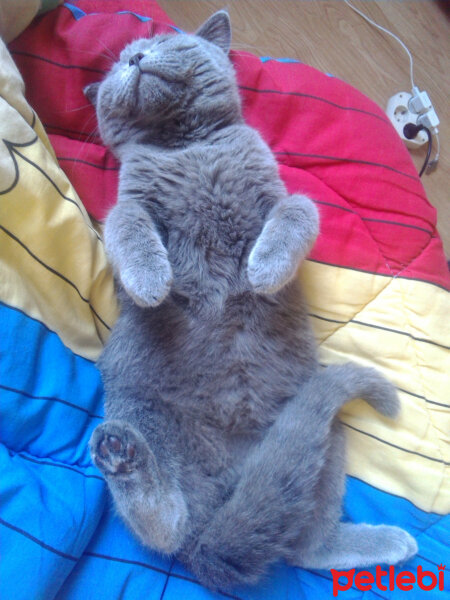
<box><xmin>185</xmin><ymin>363</ymin><xmax>400</xmax><ymax>592</ymax></box>
<box><xmin>310</xmin><ymin>362</ymin><xmax>400</xmax><ymax>423</ymax></box>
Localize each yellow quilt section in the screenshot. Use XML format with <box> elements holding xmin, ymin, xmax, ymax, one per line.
<box><xmin>300</xmin><ymin>261</ymin><xmax>449</xmax><ymax>514</ymax></box>
<box><xmin>0</xmin><ymin>39</ymin><xmax>118</xmax><ymax>362</ymax></box>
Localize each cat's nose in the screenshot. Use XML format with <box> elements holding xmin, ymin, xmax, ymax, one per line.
<box><xmin>129</xmin><ymin>53</ymin><xmax>144</xmax><ymax>67</ymax></box>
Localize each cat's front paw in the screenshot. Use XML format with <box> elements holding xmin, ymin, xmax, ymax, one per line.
<box><xmin>247</xmin><ymin>194</ymin><xmax>319</xmax><ymax>295</ymax></box>
<box><xmin>247</xmin><ymin>243</ymin><xmax>296</xmax><ymax>295</ymax></box>
<box><xmin>120</xmin><ymin>256</ymin><xmax>173</xmax><ymax>308</ymax></box>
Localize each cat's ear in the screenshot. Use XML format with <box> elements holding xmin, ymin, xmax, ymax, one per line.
<box><xmin>84</xmin><ymin>82</ymin><xmax>100</xmax><ymax>106</ymax></box>
<box><xmin>196</xmin><ymin>10</ymin><xmax>231</xmax><ymax>54</ymax></box>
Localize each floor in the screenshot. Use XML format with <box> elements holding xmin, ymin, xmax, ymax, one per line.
<box><xmin>158</xmin><ymin>0</ymin><xmax>450</xmax><ymax>256</ymax></box>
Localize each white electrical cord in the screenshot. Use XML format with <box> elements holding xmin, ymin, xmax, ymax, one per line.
<box><xmin>427</xmin><ymin>132</ymin><xmax>440</xmax><ymax>173</ymax></box>
<box><xmin>344</xmin><ymin>0</ymin><xmax>440</xmax><ymax>174</ymax></box>
<box><xmin>344</xmin><ymin>0</ymin><xmax>416</xmax><ymax>92</ymax></box>
<box><xmin>435</xmin><ymin>132</ymin><xmax>440</xmax><ymax>161</ymax></box>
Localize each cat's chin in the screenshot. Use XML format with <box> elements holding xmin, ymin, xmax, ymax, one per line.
<box><xmin>135</xmin><ymin>78</ymin><xmax>175</xmax><ymax>118</ymax></box>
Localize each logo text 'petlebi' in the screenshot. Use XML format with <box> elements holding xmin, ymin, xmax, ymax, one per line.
<box><xmin>331</xmin><ymin>565</ymin><xmax>446</xmax><ymax>597</ymax></box>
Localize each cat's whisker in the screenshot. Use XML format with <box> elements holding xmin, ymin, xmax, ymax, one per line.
<box><xmin>52</xmin><ymin>45</ymin><xmax>116</xmax><ymax>67</ymax></box>
<box><xmin>95</xmin><ymin>39</ymin><xmax>119</xmax><ymax>64</ymax></box>
<box><xmin>63</xmin><ymin>103</ymin><xmax>94</xmax><ymax>113</ymax></box>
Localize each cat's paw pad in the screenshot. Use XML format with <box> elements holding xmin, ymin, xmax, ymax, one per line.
<box><xmin>121</xmin><ymin>257</ymin><xmax>173</xmax><ymax>308</ymax></box>
<box><xmin>90</xmin><ymin>422</ymin><xmax>143</xmax><ymax>476</ymax></box>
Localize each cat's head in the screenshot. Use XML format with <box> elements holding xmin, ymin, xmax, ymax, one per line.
<box><xmin>85</xmin><ymin>11</ymin><xmax>242</xmax><ymax>150</ymax></box>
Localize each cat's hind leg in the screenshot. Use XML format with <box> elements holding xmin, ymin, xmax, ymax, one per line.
<box><xmin>185</xmin><ymin>366</ymin><xmax>402</xmax><ymax>590</ymax></box>
<box><xmin>90</xmin><ymin>420</ymin><xmax>188</xmax><ymax>554</ymax></box>
<box><xmin>295</xmin><ymin>522</ymin><xmax>418</xmax><ymax>570</ymax></box>
<box><xmin>185</xmin><ymin>384</ymin><xmax>333</xmax><ymax>590</ymax></box>
<box><xmin>286</xmin><ymin>423</ymin><xmax>417</xmax><ymax>570</ymax></box>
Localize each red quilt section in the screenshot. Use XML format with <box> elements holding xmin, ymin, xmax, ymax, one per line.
<box><xmin>9</xmin><ymin>0</ymin><xmax>449</xmax><ymax>290</ymax></box>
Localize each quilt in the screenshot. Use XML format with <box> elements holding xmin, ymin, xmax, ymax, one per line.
<box><xmin>1</xmin><ymin>1</ymin><xmax>449</xmax><ymax>599</ymax></box>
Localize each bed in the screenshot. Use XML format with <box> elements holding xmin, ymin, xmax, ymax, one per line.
<box><xmin>1</xmin><ymin>1</ymin><xmax>448</xmax><ymax>599</ymax></box>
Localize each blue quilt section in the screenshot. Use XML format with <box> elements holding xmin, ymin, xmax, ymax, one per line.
<box><xmin>1</xmin><ymin>301</ymin><xmax>448</xmax><ymax>600</ymax></box>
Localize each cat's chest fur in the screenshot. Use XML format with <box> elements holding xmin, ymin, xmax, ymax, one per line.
<box><xmin>109</xmin><ymin>124</ymin><xmax>317</xmax><ymax>436</ymax></box>
<box><xmin>119</xmin><ymin>126</ymin><xmax>282</xmax><ymax>255</ymax></box>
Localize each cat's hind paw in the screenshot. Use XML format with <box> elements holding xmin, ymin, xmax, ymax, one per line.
<box><xmin>90</xmin><ymin>421</ymin><xmax>149</xmax><ymax>477</ymax></box>
<box><xmin>375</xmin><ymin>525</ymin><xmax>418</xmax><ymax>565</ymax></box>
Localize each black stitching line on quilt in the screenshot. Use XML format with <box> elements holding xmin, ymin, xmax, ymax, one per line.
<box><xmin>361</xmin><ymin>216</ymin><xmax>432</xmax><ymax>234</ymax></box>
<box><xmin>311</xmin><ymin>275</ymin><xmax>394</xmax><ymax>349</ymax></box>
<box><xmin>314</xmin><ymin>199</ymin><xmax>433</xmax><ymax>235</ymax></box>
<box><xmin>397</xmin><ymin>387</ymin><xmax>449</xmax><ymax>409</ymax></box>
<box><xmin>84</xmin><ymin>551</ymin><xmax>171</xmax><ymax>576</ymax></box>
<box><xmin>0</xmin><ymin>299</ymin><xmax>97</xmax><ymax>364</ymax></box>
<box><xmin>10</xmin><ymin>50</ymin><xmax>108</xmax><ymax>74</ymax></box>
<box><xmin>0</xmin><ymin>383</ymin><xmax>103</xmax><ymax>418</ymax></box>
<box><xmin>291</xmin><ymin>156</ymin><xmax>432</xmax><ymax>275</ymax></box>
<box><xmin>417</xmin><ymin>555</ymin><xmax>450</xmax><ymax>572</ymax></box>
<box><xmin>319</xmin><ymin>363</ymin><xmax>446</xmax><ymax>409</ymax></box>
<box><xmin>0</xmin><ymin>136</ymin><xmax>38</xmax><ymax>195</ymax></box>
<box><xmin>415</xmin><ymin>514</ymin><xmax>445</xmax><ymax>537</ymax></box>
<box><xmin>57</xmin><ymin>156</ymin><xmax>119</xmax><ymax>171</ymax></box>
<box><xmin>84</xmin><ymin>552</ymin><xmax>243</xmax><ymax>600</ymax></box>
<box><xmin>343</xmin><ymin>422</ymin><xmax>450</xmax><ymax>466</ymax></box>
<box><xmin>306</xmin><ymin>259</ymin><xmax>449</xmax><ymax>293</ymax></box>
<box><xmin>238</xmin><ymin>85</ymin><xmax>390</xmax><ymax>124</ymax></box>
<box><xmin>310</xmin><ymin>313</ymin><xmax>448</xmax><ymax>351</ymax></box>
<box><xmin>44</xmin><ymin>122</ymin><xmax>100</xmax><ymax>139</ymax></box>
<box><xmin>8</xmin><ymin>449</ymin><xmax>103</xmax><ymax>481</ymax></box>
<box><xmin>344</xmin><ymin>317</ymin><xmax>447</xmax><ymax>350</ymax></box>
<box><xmin>6</xmin><ymin>144</ymin><xmax>102</xmax><ymax>241</ymax></box>
<box><xmin>0</xmin><ymin>517</ymin><xmax>78</xmax><ymax>561</ymax></box>
<box><xmin>159</xmin><ymin>557</ymin><xmax>174</xmax><ymax>600</ymax></box>
<box><xmin>275</xmin><ymin>150</ymin><xmax>418</xmax><ymax>181</ymax></box>
<box><xmin>0</xmin><ymin>225</ymin><xmax>111</xmax><ymax>332</ymax></box>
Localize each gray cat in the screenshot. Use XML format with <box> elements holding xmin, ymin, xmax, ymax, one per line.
<box><xmin>86</xmin><ymin>11</ymin><xmax>417</xmax><ymax>591</ymax></box>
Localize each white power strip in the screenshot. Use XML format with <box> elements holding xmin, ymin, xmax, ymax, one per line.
<box><xmin>344</xmin><ymin>0</ymin><xmax>440</xmax><ymax>172</ymax></box>
<box><xmin>386</xmin><ymin>89</ymin><xmax>440</xmax><ymax>149</ymax></box>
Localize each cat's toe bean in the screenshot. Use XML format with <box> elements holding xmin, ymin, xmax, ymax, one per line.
<box><xmin>90</xmin><ymin>422</ymin><xmax>142</xmax><ymax>476</ymax></box>
<box><xmin>107</xmin><ymin>435</ymin><xmax>122</xmax><ymax>453</ymax></box>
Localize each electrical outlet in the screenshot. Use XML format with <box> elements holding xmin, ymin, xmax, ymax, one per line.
<box><xmin>386</xmin><ymin>92</ymin><xmax>428</xmax><ymax>148</ymax></box>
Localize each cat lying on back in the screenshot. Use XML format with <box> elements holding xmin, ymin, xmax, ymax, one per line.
<box><xmin>86</xmin><ymin>11</ymin><xmax>417</xmax><ymax>591</ymax></box>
